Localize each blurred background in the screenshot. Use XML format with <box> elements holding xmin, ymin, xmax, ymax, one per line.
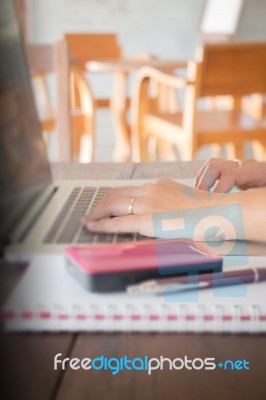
<box><xmin>16</xmin><ymin>0</ymin><xmax>266</xmax><ymax>162</ymax></box>
<box><xmin>25</xmin><ymin>0</ymin><xmax>266</xmax><ymax>55</ymax></box>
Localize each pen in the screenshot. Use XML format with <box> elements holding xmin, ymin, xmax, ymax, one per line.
<box><xmin>127</xmin><ymin>267</ymin><xmax>266</xmax><ymax>294</ymax></box>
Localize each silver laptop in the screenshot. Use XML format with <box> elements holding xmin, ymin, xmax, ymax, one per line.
<box><xmin>1</xmin><ymin>2</ymin><xmax>264</xmax><ymax>260</ymax></box>
<box><xmin>0</xmin><ymin>1</ymin><xmax>158</xmax><ymax>257</ymax></box>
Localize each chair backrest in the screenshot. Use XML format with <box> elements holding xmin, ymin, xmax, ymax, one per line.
<box><xmin>26</xmin><ymin>40</ymin><xmax>72</xmax><ymax>161</ymax></box>
<box><xmin>63</xmin><ymin>33</ymin><xmax>122</xmax><ymax>69</ymax></box>
<box><xmin>195</xmin><ymin>41</ymin><xmax>266</xmax><ymax>98</ymax></box>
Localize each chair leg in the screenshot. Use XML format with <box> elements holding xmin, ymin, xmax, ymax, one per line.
<box><xmin>72</xmin><ymin>126</ymin><xmax>82</xmax><ymax>158</ymax></box>
<box><xmin>72</xmin><ymin>114</ymin><xmax>94</xmax><ymax>162</ymax></box>
<box><xmin>139</xmin><ymin>132</ymin><xmax>150</xmax><ymax>161</ymax></box>
<box><xmin>79</xmin><ymin>134</ymin><xmax>94</xmax><ymax>163</ymax></box>
<box><xmin>233</xmin><ymin>143</ymin><xmax>244</xmax><ymax>159</ymax></box>
<box><xmin>70</xmin><ymin>70</ymin><xmax>95</xmax><ymax>162</ymax></box>
<box><xmin>131</xmin><ymin>117</ymin><xmax>150</xmax><ymax>162</ymax></box>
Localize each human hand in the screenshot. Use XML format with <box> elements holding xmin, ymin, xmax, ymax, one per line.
<box><xmin>83</xmin><ymin>178</ymin><xmax>216</xmax><ymax>237</ymax></box>
<box><xmin>195</xmin><ymin>158</ymin><xmax>266</xmax><ymax>192</ymax></box>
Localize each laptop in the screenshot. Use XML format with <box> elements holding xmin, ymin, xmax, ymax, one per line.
<box><xmin>1</xmin><ymin>1</ymin><xmax>265</xmax><ymax>262</ymax></box>
<box><xmin>0</xmin><ymin>1</ymin><xmax>192</xmax><ymax>258</ymax></box>
<box><xmin>0</xmin><ymin>1</ymin><xmax>141</xmax><ymax>256</ymax></box>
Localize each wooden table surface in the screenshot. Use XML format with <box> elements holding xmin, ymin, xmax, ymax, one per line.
<box><xmin>1</xmin><ymin>161</ymin><xmax>266</xmax><ymax>400</ymax></box>
<box><xmin>86</xmin><ymin>59</ymin><xmax>187</xmax><ymax>73</ymax></box>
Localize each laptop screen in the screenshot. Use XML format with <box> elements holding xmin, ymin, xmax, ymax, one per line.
<box><xmin>0</xmin><ymin>0</ymin><xmax>52</xmax><ymax>246</ymax></box>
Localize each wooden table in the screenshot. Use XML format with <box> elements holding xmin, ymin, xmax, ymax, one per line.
<box><xmin>87</xmin><ymin>59</ymin><xmax>187</xmax><ymax>162</ymax></box>
<box><xmin>1</xmin><ymin>161</ymin><xmax>266</xmax><ymax>400</ymax></box>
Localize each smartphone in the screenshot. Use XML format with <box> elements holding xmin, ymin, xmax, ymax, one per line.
<box><xmin>64</xmin><ymin>238</ymin><xmax>223</xmax><ymax>292</ymax></box>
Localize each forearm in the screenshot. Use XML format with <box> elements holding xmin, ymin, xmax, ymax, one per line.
<box><xmin>237</xmin><ymin>188</ymin><xmax>266</xmax><ymax>242</ymax></box>
<box><xmin>206</xmin><ymin>188</ymin><xmax>266</xmax><ymax>242</ymax></box>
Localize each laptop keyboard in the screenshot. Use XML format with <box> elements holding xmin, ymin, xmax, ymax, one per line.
<box><xmin>43</xmin><ymin>187</ymin><xmax>147</xmax><ymax>245</ymax></box>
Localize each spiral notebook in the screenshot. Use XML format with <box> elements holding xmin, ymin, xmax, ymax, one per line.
<box><xmin>2</xmin><ymin>254</ymin><xmax>266</xmax><ymax>333</ymax></box>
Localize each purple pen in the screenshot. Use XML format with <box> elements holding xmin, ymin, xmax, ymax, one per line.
<box><xmin>127</xmin><ymin>267</ymin><xmax>266</xmax><ymax>294</ymax></box>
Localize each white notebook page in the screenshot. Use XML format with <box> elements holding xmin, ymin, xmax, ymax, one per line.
<box><xmin>3</xmin><ymin>254</ymin><xmax>266</xmax><ymax>333</ymax></box>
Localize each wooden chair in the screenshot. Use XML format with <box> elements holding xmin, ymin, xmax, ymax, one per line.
<box><xmin>26</xmin><ymin>40</ymin><xmax>72</xmax><ymax>161</ymax></box>
<box><xmin>70</xmin><ymin>68</ymin><xmax>95</xmax><ymax>161</ymax></box>
<box><xmin>64</xmin><ymin>33</ymin><xmax>157</xmax><ymax>161</ymax></box>
<box><xmin>131</xmin><ymin>41</ymin><xmax>266</xmax><ymax>161</ymax></box>
<box><xmin>64</xmin><ymin>33</ymin><xmax>122</xmax><ymax>108</ymax></box>
<box><xmin>26</xmin><ymin>40</ymin><xmax>95</xmax><ymax>162</ymax></box>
